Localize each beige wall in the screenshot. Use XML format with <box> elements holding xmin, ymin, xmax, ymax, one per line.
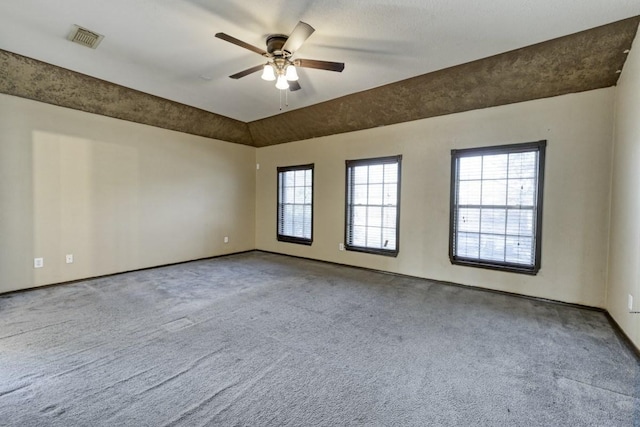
<box><xmin>0</xmin><ymin>94</ymin><xmax>256</xmax><ymax>293</ymax></box>
<box><xmin>2</xmin><ymin>60</ymin><xmax>632</xmax><ymax>343</ymax></box>
<box><xmin>2</xmin><ymin>58</ymin><xmax>635</xmax><ymax>345</ymax></box>
<box><xmin>608</xmin><ymin>29</ymin><xmax>640</xmax><ymax>349</ymax></box>
<box><xmin>256</xmin><ymin>88</ymin><xmax>615</xmax><ymax>307</ymax></box>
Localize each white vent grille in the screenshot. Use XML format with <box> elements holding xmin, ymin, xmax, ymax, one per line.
<box><xmin>68</xmin><ymin>25</ymin><xmax>104</xmax><ymax>49</ymax></box>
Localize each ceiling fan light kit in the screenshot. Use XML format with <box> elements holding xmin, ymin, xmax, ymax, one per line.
<box><xmin>261</xmin><ymin>61</ymin><xmax>299</xmax><ymax>90</ymax></box>
<box><xmin>215</xmin><ymin>21</ymin><xmax>344</xmax><ymax>94</ymax></box>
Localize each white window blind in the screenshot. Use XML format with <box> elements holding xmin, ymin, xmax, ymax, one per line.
<box><xmin>346</xmin><ymin>156</ymin><xmax>401</xmax><ymax>256</ymax></box>
<box><xmin>277</xmin><ymin>164</ymin><xmax>313</xmax><ymax>245</ymax></box>
<box><xmin>450</xmin><ymin>141</ymin><xmax>546</xmax><ymax>274</ymax></box>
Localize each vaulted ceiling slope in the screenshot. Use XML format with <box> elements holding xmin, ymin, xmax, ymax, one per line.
<box><xmin>1</xmin><ymin>17</ymin><xmax>638</xmax><ymax>147</ymax></box>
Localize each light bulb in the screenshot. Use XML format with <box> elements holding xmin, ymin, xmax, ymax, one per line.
<box><xmin>276</xmin><ymin>75</ymin><xmax>289</xmax><ymax>90</ymax></box>
<box><xmin>261</xmin><ymin>64</ymin><xmax>275</xmax><ymax>81</ymax></box>
<box><xmin>285</xmin><ymin>65</ymin><xmax>298</xmax><ymax>81</ymax></box>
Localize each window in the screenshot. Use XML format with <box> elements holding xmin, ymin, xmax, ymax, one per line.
<box><xmin>277</xmin><ymin>164</ymin><xmax>313</xmax><ymax>245</ymax></box>
<box><xmin>345</xmin><ymin>155</ymin><xmax>401</xmax><ymax>256</ymax></box>
<box><xmin>450</xmin><ymin>141</ymin><xmax>546</xmax><ymax>274</ymax></box>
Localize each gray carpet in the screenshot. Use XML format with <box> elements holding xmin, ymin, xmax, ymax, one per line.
<box><xmin>1</xmin><ymin>251</ymin><xmax>638</xmax><ymax>426</ymax></box>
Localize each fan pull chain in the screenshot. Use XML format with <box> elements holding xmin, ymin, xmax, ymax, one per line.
<box><xmin>278</xmin><ymin>89</ymin><xmax>290</xmax><ymax>111</ymax></box>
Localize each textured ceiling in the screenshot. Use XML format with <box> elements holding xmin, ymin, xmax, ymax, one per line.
<box><xmin>0</xmin><ymin>2</ymin><xmax>639</xmax><ymax>147</ymax></box>
<box><xmin>0</xmin><ymin>50</ymin><xmax>253</xmax><ymax>145</ymax></box>
<box><xmin>249</xmin><ymin>17</ymin><xmax>640</xmax><ymax>146</ymax></box>
<box><xmin>1</xmin><ymin>0</ymin><xmax>639</xmax><ymax>123</ymax></box>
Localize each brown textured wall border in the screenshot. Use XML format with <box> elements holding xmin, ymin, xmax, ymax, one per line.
<box><xmin>0</xmin><ymin>50</ymin><xmax>253</xmax><ymax>146</ymax></box>
<box><xmin>1</xmin><ymin>16</ymin><xmax>638</xmax><ymax>147</ymax></box>
<box><xmin>248</xmin><ymin>16</ymin><xmax>640</xmax><ymax>147</ymax></box>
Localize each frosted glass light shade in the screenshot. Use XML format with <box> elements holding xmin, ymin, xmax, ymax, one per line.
<box><xmin>261</xmin><ymin>64</ymin><xmax>276</xmax><ymax>81</ymax></box>
<box><xmin>285</xmin><ymin>65</ymin><xmax>299</xmax><ymax>81</ymax></box>
<box><xmin>276</xmin><ymin>75</ymin><xmax>289</xmax><ymax>90</ymax></box>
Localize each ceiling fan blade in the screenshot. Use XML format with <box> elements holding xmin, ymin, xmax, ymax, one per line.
<box><xmin>296</xmin><ymin>59</ymin><xmax>345</xmax><ymax>72</ymax></box>
<box><xmin>215</xmin><ymin>32</ymin><xmax>267</xmax><ymax>56</ymax></box>
<box><xmin>229</xmin><ymin>64</ymin><xmax>264</xmax><ymax>79</ymax></box>
<box><xmin>282</xmin><ymin>21</ymin><xmax>315</xmax><ymax>54</ymax></box>
<box><xmin>288</xmin><ymin>81</ymin><xmax>301</xmax><ymax>91</ymax></box>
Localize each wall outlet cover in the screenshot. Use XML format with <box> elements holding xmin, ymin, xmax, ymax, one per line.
<box><xmin>34</xmin><ymin>257</ymin><xmax>44</xmax><ymax>268</ymax></box>
<box><xmin>66</xmin><ymin>254</ymin><xmax>74</xmax><ymax>264</ymax></box>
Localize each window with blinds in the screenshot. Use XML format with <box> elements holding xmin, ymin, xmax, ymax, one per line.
<box><xmin>345</xmin><ymin>155</ymin><xmax>401</xmax><ymax>257</ymax></box>
<box><xmin>277</xmin><ymin>164</ymin><xmax>313</xmax><ymax>245</ymax></box>
<box><xmin>450</xmin><ymin>141</ymin><xmax>546</xmax><ymax>274</ymax></box>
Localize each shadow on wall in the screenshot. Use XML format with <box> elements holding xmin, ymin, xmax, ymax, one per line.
<box><xmin>0</xmin><ymin>131</ymin><xmax>34</xmax><ymax>293</ymax></box>
<box><xmin>31</xmin><ymin>130</ymin><xmax>140</xmax><ymax>287</ymax></box>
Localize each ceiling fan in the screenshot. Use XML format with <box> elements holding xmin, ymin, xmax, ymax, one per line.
<box><xmin>215</xmin><ymin>21</ymin><xmax>345</xmax><ymax>91</ymax></box>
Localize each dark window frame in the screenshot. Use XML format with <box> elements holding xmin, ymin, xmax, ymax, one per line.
<box><xmin>345</xmin><ymin>155</ymin><xmax>402</xmax><ymax>257</ymax></box>
<box><xmin>277</xmin><ymin>163</ymin><xmax>314</xmax><ymax>246</ymax></box>
<box><xmin>449</xmin><ymin>140</ymin><xmax>546</xmax><ymax>275</ymax></box>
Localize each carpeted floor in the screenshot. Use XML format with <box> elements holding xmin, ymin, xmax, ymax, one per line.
<box><xmin>0</xmin><ymin>251</ymin><xmax>638</xmax><ymax>426</ymax></box>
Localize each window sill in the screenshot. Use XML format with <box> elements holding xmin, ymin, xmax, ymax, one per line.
<box><xmin>277</xmin><ymin>236</ymin><xmax>312</xmax><ymax>246</ymax></box>
<box><xmin>450</xmin><ymin>257</ymin><xmax>539</xmax><ymax>275</ymax></box>
<box><xmin>346</xmin><ymin>245</ymin><xmax>398</xmax><ymax>257</ymax></box>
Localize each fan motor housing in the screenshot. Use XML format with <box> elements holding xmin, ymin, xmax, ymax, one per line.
<box><xmin>266</xmin><ymin>34</ymin><xmax>289</xmax><ymax>55</ymax></box>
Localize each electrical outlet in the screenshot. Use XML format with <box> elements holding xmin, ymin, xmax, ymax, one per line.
<box><xmin>66</xmin><ymin>254</ymin><xmax>74</xmax><ymax>264</ymax></box>
<box><xmin>629</xmin><ymin>294</ymin><xmax>634</xmax><ymax>312</ymax></box>
<box><xmin>256</xmin><ymin>163</ymin><xmax>260</xmax><ymax>170</ymax></box>
<box><xmin>34</xmin><ymin>257</ymin><xmax>44</xmax><ymax>268</ymax></box>
<box><xmin>224</xmin><ymin>236</ymin><xmax>229</xmax><ymax>244</ymax></box>
<box><xmin>339</xmin><ymin>243</ymin><xmax>345</xmax><ymax>251</ymax></box>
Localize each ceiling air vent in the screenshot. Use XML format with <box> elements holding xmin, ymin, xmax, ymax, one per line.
<box><xmin>67</xmin><ymin>25</ymin><xmax>104</xmax><ymax>49</ymax></box>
